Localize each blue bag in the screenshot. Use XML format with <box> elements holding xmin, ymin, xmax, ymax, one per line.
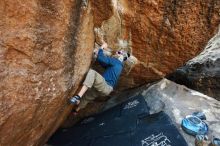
<box><xmin>181</xmin><ymin>115</ymin><xmax>208</xmax><ymax>136</ymax></box>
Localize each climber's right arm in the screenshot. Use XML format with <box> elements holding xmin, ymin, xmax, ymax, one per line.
<box><xmin>97</xmin><ymin>49</ymin><xmax>114</xmax><ymax>66</ymax></box>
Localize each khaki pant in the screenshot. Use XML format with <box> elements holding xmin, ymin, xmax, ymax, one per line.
<box><xmin>78</xmin><ymin>69</ymin><xmax>113</xmax><ymax>109</ymax></box>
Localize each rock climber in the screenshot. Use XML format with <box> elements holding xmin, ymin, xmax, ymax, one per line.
<box><xmin>69</xmin><ymin>42</ymin><xmax>130</xmax><ymax>113</ymax></box>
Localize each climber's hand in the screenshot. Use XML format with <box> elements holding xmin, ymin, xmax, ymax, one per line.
<box><xmin>93</xmin><ymin>48</ymin><xmax>99</xmax><ymax>58</ymax></box>
<box><xmin>101</xmin><ymin>42</ymin><xmax>108</xmax><ymax>49</ymax></box>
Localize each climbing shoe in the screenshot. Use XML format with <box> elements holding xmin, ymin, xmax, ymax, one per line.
<box><xmin>69</xmin><ymin>95</ymin><xmax>81</xmax><ymax>105</ymax></box>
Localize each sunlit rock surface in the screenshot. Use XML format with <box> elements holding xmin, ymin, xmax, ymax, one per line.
<box><xmin>92</xmin><ymin>0</ymin><xmax>220</xmax><ymax>89</ymax></box>
<box><xmin>169</xmin><ymin>27</ymin><xmax>220</xmax><ymax>100</ymax></box>
<box><xmin>0</xmin><ymin>0</ymin><xmax>94</xmax><ymax>145</ymax></box>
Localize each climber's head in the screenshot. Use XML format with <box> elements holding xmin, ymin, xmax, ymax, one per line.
<box><xmin>115</xmin><ymin>50</ymin><xmax>130</xmax><ymax>62</ymax></box>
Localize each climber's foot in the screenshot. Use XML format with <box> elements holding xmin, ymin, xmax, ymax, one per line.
<box><xmin>69</xmin><ymin>95</ymin><xmax>81</xmax><ymax>105</ymax></box>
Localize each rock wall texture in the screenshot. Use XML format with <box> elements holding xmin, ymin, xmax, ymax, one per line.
<box><xmin>169</xmin><ymin>27</ymin><xmax>220</xmax><ymax>100</ymax></box>
<box><xmin>0</xmin><ymin>0</ymin><xmax>94</xmax><ymax>146</ymax></box>
<box><xmin>92</xmin><ymin>0</ymin><xmax>220</xmax><ymax>89</ymax></box>
<box><xmin>0</xmin><ymin>0</ymin><xmax>220</xmax><ymax>146</ymax></box>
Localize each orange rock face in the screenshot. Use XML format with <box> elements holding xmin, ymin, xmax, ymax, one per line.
<box><xmin>0</xmin><ymin>0</ymin><xmax>220</xmax><ymax>146</ymax></box>
<box><xmin>0</xmin><ymin>0</ymin><xmax>94</xmax><ymax>145</ymax></box>
<box><xmin>92</xmin><ymin>0</ymin><xmax>220</xmax><ymax>89</ymax></box>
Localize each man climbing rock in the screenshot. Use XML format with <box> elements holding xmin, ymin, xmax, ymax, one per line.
<box><xmin>69</xmin><ymin>42</ymin><xmax>130</xmax><ymax>113</ymax></box>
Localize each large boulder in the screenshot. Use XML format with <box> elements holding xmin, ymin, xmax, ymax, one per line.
<box><xmin>169</xmin><ymin>27</ymin><xmax>220</xmax><ymax>100</ymax></box>
<box><xmin>0</xmin><ymin>0</ymin><xmax>94</xmax><ymax>145</ymax></box>
<box><xmin>92</xmin><ymin>0</ymin><xmax>220</xmax><ymax>89</ymax></box>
